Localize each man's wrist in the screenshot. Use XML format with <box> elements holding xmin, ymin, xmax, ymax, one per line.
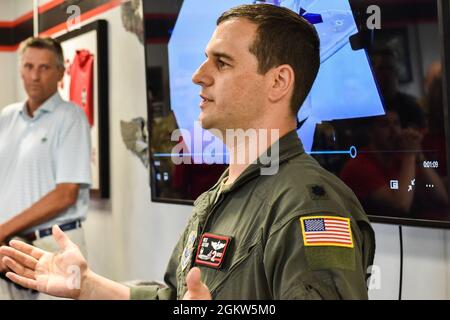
<box><xmin>78</xmin><ymin>268</ymin><xmax>96</xmax><ymax>300</ymax></box>
<box><xmin>0</xmin><ymin>219</ymin><xmax>22</xmax><ymax>243</ymax></box>
<box><xmin>77</xmin><ymin>269</ymin><xmax>131</xmax><ymax>300</ymax></box>
<box><xmin>0</xmin><ymin>225</ymin><xmax>7</xmax><ymax>244</ymax></box>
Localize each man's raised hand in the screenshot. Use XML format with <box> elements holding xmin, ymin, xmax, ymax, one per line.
<box><xmin>183</xmin><ymin>267</ymin><xmax>212</xmax><ymax>300</ymax></box>
<box><xmin>0</xmin><ymin>225</ymin><xmax>89</xmax><ymax>299</ymax></box>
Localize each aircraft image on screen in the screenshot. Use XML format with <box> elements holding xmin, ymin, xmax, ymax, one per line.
<box><xmin>167</xmin><ymin>0</ymin><xmax>384</xmax><ymax>161</ymax></box>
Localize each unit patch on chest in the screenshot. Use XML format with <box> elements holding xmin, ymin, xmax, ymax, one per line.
<box><xmin>194</xmin><ymin>233</ymin><xmax>232</xmax><ymax>269</ymax></box>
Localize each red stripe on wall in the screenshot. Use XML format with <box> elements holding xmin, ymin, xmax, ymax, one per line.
<box><xmin>0</xmin><ymin>45</ymin><xmax>19</xmax><ymax>52</ymax></box>
<box><xmin>0</xmin><ymin>11</ymin><xmax>33</xmax><ymax>28</ymax></box>
<box><xmin>0</xmin><ymin>0</ymin><xmax>91</xmax><ymax>28</ymax></box>
<box><xmin>39</xmin><ymin>0</ymin><xmax>121</xmax><ymax>37</ymax></box>
<box><xmin>0</xmin><ymin>0</ymin><xmax>121</xmax><ymax>51</ymax></box>
<box><xmin>0</xmin><ymin>21</ymin><xmax>15</xmax><ymax>28</ymax></box>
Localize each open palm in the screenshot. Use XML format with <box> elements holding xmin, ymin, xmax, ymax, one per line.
<box><xmin>0</xmin><ymin>225</ymin><xmax>88</xmax><ymax>299</ymax></box>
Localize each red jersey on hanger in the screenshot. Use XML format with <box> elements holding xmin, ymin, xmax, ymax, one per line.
<box><xmin>70</xmin><ymin>49</ymin><xmax>94</xmax><ymax>126</ymax></box>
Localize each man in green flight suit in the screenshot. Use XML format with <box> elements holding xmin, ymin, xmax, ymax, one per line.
<box><xmin>0</xmin><ymin>4</ymin><xmax>375</xmax><ymax>300</ymax></box>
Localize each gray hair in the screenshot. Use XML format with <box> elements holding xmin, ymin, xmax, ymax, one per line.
<box><xmin>19</xmin><ymin>37</ymin><xmax>65</xmax><ymax>70</ymax></box>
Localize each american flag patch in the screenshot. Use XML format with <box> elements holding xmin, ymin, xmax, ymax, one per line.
<box><xmin>300</xmin><ymin>216</ymin><xmax>354</xmax><ymax>248</ymax></box>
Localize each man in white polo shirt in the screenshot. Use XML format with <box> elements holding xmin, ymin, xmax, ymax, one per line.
<box><xmin>0</xmin><ymin>37</ymin><xmax>91</xmax><ymax>299</ymax></box>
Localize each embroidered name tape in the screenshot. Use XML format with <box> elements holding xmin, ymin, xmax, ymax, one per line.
<box><xmin>195</xmin><ymin>233</ymin><xmax>231</xmax><ymax>269</ymax></box>
<box><xmin>300</xmin><ymin>216</ymin><xmax>354</xmax><ymax>248</ymax></box>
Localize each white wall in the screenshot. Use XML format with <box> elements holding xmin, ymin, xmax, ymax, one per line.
<box><xmin>0</xmin><ymin>0</ymin><xmax>33</xmax><ymax>110</ymax></box>
<box><xmin>0</xmin><ymin>0</ymin><xmax>17</xmax><ymax>20</ymax></box>
<box><xmin>0</xmin><ymin>0</ymin><xmax>26</xmax><ymax>110</ymax></box>
<box><xmin>368</xmin><ymin>224</ymin><xmax>401</xmax><ymax>300</ymax></box>
<box><xmin>14</xmin><ymin>0</ymin><xmax>34</xmax><ymax>19</ymax></box>
<box><xmin>402</xmin><ymin>227</ymin><xmax>449</xmax><ymax>299</ymax></box>
<box><xmin>447</xmin><ymin>231</ymin><xmax>450</xmax><ymax>298</ymax></box>
<box><xmin>0</xmin><ymin>53</ymin><xmax>17</xmax><ymax>110</ymax></box>
<box><xmin>1</xmin><ymin>1</ymin><xmax>448</xmax><ymax>298</ymax></box>
<box><xmin>14</xmin><ymin>0</ymin><xmax>33</xmax><ymax>103</ymax></box>
<box><xmin>368</xmin><ymin>224</ymin><xmax>450</xmax><ymax>300</ymax></box>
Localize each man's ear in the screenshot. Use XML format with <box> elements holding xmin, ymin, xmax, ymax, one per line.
<box><xmin>58</xmin><ymin>67</ymin><xmax>65</xmax><ymax>81</ymax></box>
<box><xmin>267</xmin><ymin>64</ymin><xmax>295</xmax><ymax>104</ymax></box>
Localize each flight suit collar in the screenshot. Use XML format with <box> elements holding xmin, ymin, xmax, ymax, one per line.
<box><xmin>219</xmin><ymin>129</ymin><xmax>305</xmax><ymax>193</ymax></box>
<box><xmin>192</xmin><ymin>130</ymin><xmax>304</xmax><ymax>216</ymax></box>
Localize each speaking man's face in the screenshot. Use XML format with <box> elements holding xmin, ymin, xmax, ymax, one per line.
<box><xmin>192</xmin><ymin>18</ymin><xmax>268</xmax><ymax>132</ymax></box>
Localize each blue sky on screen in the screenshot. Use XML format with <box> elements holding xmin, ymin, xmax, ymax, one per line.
<box><xmin>167</xmin><ymin>0</ymin><xmax>384</xmax><ymax>158</ymax></box>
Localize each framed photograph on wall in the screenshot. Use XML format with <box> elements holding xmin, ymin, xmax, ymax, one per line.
<box><xmin>56</xmin><ymin>20</ymin><xmax>110</xmax><ymax>198</ymax></box>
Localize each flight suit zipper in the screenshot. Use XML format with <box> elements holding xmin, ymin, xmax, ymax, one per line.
<box><xmin>196</xmin><ymin>192</ymin><xmax>227</xmax><ymax>255</ymax></box>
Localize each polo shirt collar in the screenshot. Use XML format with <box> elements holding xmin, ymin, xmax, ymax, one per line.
<box><xmin>20</xmin><ymin>91</ymin><xmax>62</xmax><ymax>119</ymax></box>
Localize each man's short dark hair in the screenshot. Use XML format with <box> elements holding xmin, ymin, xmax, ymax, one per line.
<box><xmin>19</xmin><ymin>37</ymin><xmax>65</xmax><ymax>70</ymax></box>
<box><xmin>217</xmin><ymin>4</ymin><xmax>320</xmax><ymax>115</ymax></box>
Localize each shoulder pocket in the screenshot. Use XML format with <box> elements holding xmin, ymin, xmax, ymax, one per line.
<box><xmin>282</xmin><ymin>270</ymin><xmax>341</xmax><ymax>300</ymax></box>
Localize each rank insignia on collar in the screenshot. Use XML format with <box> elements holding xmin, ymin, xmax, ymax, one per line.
<box><xmin>195</xmin><ymin>233</ymin><xmax>232</xmax><ymax>269</ymax></box>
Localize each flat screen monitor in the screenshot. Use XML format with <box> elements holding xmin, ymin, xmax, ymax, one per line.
<box><xmin>143</xmin><ymin>0</ymin><xmax>450</xmax><ymax>228</ymax></box>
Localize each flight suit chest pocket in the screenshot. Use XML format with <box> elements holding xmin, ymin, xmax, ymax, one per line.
<box><xmin>204</xmin><ymin>229</ymin><xmax>264</xmax><ymax>295</ymax></box>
